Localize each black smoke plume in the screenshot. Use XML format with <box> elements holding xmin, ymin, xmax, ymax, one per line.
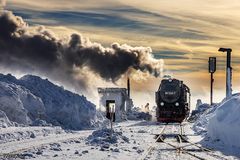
<box><xmin>0</xmin><ymin>11</ymin><xmax>163</xmax><ymax>90</ymax></box>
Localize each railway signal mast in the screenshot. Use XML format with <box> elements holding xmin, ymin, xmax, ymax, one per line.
<box><xmin>218</xmin><ymin>48</ymin><xmax>232</xmax><ymax>99</ymax></box>
<box><xmin>208</xmin><ymin>57</ymin><xmax>216</xmax><ymax>105</ymax></box>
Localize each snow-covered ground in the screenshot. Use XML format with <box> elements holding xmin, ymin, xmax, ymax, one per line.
<box><xmin>0</xmin><ymin>120</ymin><xmax>238</xmax><ymax>160</ymax></box>
<box><xmin>0</xmin><ymin>73</ymin><xmax>239</xmax><ymax>159</ymax></box>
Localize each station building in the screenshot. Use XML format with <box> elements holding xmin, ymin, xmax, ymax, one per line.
<box><xmin>98</xmin><ymin>87</ymin><xmax>133</xmax><ymax>121</ymax></box>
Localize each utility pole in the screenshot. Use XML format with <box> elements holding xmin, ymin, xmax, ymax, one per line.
<box><xmin>209</xmin><ymin>57</ymin><xmax>216</xmax><ymax>105</ymax></box>
<box><xmin>218</xmin><ymin>48</ymin><xmax>232</xmax><ymax>99</ymax></box>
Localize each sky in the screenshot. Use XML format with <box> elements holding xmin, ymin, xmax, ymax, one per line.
<box><xmin>1</xmin><ymin>0</ymin><xmax>240</xmax><ymax>109</ymax></box>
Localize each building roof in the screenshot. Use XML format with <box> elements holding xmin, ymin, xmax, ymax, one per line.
<box><xmin>98</xmin><ymin>88</ymin><xmax>128</xmax><ymax>94</ymax></box>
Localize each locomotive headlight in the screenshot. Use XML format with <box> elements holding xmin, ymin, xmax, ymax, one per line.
<box><xmin>160</xmin><ymin>102</ymin><xmax>164</xmax><ymax>106</ymax></box>
<box><xmin>175</xmin><ymin>102</ymin><xmax>179</xmax><ymax>106</ymax></box>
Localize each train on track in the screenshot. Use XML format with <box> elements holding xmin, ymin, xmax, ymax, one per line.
<box><xmin>155</xmin><ymin>78</ymin><xmax>191</xmax><ymax>123</ymax></box>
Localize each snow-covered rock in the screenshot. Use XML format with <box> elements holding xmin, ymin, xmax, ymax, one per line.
<box><xmin>207</xmin><ymin>94</ymin><xmax>240</xmax><ymax>148</ymax></box>
<box><xmin>0</xmin><ymin>73</ymin><xmax>99</xmax><ymax>130</ymax></box>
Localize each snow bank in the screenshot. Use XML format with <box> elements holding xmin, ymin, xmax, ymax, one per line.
<box><xmin>192</xmin><ymin>106</ymin><xmax>217</xmax><ymax>135</ymax></box>
<box><xmin>193</xmin><ymin>94</ymin><xmax>240</xmax><ymax>148</ymax></box>
<box><xmin>18</xmin><ymin>75</ymin><xmax>97</xmax><ymax>130</ymax></box>
<box><xmin>0</xmin><ymin>81</ymin><xmax>45</xmax><ymax>125</ymax></box>
<box><xmin>0</xmin><ymin>74</ymin><xmax>99</xmax><ymax>130</ymax></box>
<box><xmin>207</xmin><ymin>95</ymin><xmax>240</xmax><ymax>148</ymax></box>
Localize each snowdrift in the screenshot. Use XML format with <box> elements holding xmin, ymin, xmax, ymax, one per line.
<box><xmin>0</xmin><ymin>81</ymin><xmax>45</xmax><ymax>125</ymax></box>
<box><xmin>0</xmin><ymin>74</ymin><xmax>99</xmax><ymax>130</ymax></box>
<box><xmin>193</xmin><ymin>94</ymin><xmax>240</xmax><ymax>148</ymax></box>
<box><xmin>192</xmin><ymin>105</ymin><xmax>217</xmax><ymax>135</ymax></box>
<box><xmin>207</xmin><ymin>95</ymin><xmax>240</xmax><ymax>148</ymax></box>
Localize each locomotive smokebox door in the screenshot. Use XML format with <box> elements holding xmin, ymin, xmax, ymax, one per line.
<box><xmin>106</xmin><ymin>100</ymin><xmax>116</xmax><ymax>122</ymax></box>
<box><xmin>209</xmin><ymin>57</ymin><xmax>216</xmax><ymax>73</ymax></box>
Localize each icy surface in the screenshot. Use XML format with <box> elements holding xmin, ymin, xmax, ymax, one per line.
<box><xmin>0</xmin><ymin>74</ymin><xmax>99</xmax><ymax>130</ymax></box>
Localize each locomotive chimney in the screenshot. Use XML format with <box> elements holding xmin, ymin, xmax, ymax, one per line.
<box><xmin>127</xmin><ymin>78</ymin><xmax>130</xmax><ymax>98</ymax></box>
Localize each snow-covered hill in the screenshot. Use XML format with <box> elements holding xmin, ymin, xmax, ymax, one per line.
<box><xmin>0</xmin><ymin>74</ymin><xmax>99</xmax><ymax>130</ymax></box>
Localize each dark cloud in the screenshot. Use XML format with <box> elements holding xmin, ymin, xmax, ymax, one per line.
<box><xmin>0</xmin><ymin>12</ymin><xmax>59</xmax><ymax>69</ymax></box>
<box><xmin>0</xmin><ymin>11</ymin><xmax>163</xmax><ymax>90</ymax></box>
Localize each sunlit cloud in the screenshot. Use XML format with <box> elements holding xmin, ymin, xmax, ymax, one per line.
<box><xmin>4</xmin><ymin>0</ymin><xmax>240</xmax><ymax>107</ymax></box>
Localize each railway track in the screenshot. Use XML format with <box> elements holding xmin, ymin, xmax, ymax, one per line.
<box><xmin>139</xmin><ymin>125</ymin><xmax>167</xmax><ymax>160</ymax></box>
<box><xmin>140</xmin><ymin>123</ymin><xmax>228</xmax><ymax>160</ymax></box>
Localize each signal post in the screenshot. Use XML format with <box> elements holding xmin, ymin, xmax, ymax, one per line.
<box><xmin>209</xmin><ymin>57</ymin><xmax>216</xmax><ymax>105</ymax></box>
<box><xmin>218</xmin><ymin>48</ymin><xmax>232</xmax><ymax>99</ymax></box>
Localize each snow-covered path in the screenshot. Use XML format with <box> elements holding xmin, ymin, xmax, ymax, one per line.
<box><xmin>0</xmin><ymin>121</ymin><xmax>238</xmax><ymax>160</ymax></box>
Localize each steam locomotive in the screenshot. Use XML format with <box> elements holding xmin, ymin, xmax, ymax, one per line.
<box><xmin>155</xmin><ymin>78</ymin><xmax>190</xmax><ymax>123</ymax></box>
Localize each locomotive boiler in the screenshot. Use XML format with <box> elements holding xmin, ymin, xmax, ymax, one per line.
<box><xmin>155</xmin><ymin>78</ymin><xmax>190</xmax><ymax>123</ymax></box>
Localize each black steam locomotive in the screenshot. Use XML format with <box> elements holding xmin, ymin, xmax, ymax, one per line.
<box><xmin>155</xmin><ymin>78</ymin><xmax>190</xmax><ymax>123</ymax></box>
